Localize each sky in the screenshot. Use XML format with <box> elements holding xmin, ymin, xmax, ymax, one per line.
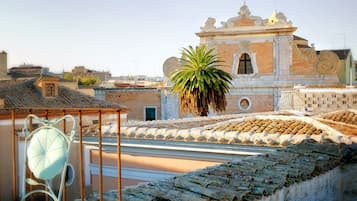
<box><xmin>0</xmin><ymin>0</ymin><xmax>356</xmax><ymax>76</ymax></box>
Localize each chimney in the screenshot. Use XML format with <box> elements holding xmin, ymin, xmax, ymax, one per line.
<box><xmin>0</xmin><ymin>51</ymin><xmax>8</xmax><ymax>79</ymax></box>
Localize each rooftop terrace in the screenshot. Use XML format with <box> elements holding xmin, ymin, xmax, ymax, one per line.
<box><xmin>80</xmin><ymin>109</ymin><xmax>357</xmax><ymax>201</ymax></box>
<box><xmin>86</xmin><ymin>139</ymin><xmax>357</xmax><ymax>201</ymax></box>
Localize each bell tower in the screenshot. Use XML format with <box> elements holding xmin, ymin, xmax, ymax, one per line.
<box><xmin>0</xmin><ymin>51</ymin><xmax>8</xmax><ymax>79</ymax></box>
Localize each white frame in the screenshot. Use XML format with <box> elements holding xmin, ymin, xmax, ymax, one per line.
<box><xmin>232</xmin><ymin>51</ymin><xmax>259</xmax><ymax>78</ymax></box>
<box><xmin>238</xmin><ymin>97</ymin><xmax>252</xmax><ymax>111</ymax></box>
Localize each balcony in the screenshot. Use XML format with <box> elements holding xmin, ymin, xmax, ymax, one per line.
<box><xmin>0</xmin><ymin>107</ymin><xmax>123</xmax><ymax>201</ymax></box>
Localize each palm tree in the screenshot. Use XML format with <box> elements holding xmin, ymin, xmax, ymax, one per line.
<box><xmin>170</xmin><ymin>45</ymin><xmax>232</xmax><ymax>116</ymax></box>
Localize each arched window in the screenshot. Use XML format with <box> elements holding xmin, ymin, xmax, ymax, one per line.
<box><xmin>238</xmin><ymin>53</ymin><xmax>253</xmax><ymax>74</ymax></box>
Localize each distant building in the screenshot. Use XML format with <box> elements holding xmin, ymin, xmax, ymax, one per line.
<box><xmin>71</xmin><ymin>66</ymin><xmax>111</xmax><ymax>81</ymax></box>
<box><xmin>0</xmin><ymin>76</ymin><xmax>123</xmax><ymax>110</ymax></box>
<box><xmin>8</xmin><ymin>64</ymin><xmax>50</xmax><ymax>78</ymax></box>
<box><xmin>0</xmin><ymin>51</ymin><xmax>8</xmax><ymax>80</ymax></box>
<box><xmin>95</xmin><ymin>86</ymin><xmax>161</xmax><ymax>121</ymax></box>
<box><xmin>355</xmin><ymin>61</ymin><xmax>357</xmax><ymax>80</ymax></box>
<box><xmin>94</xmin><ymin>75</ymin><xmax>165</xmax><ymax>121</ymax></box>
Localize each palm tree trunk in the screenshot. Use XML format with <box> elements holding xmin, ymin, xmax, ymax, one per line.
<box><xmin>200</xmin><ymin>109</ymin><xmax>208</xmax><ymax>116</ymax></box>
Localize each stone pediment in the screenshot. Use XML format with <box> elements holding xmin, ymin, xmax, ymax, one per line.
<box><xmin>221</xmin><ymin>4</ymin><xmax>263</xmax><ymax>28</ymax></box>
<box><xmin>200</xmin><ymin>4</ymin><xmax>293</xmax><ymax>33</ymax></box>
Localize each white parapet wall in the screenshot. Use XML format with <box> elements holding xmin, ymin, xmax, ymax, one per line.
<box><xmin>261</xmin><ymin>163</ymin><xmax>357</xmax><ymax>201</ymax></box>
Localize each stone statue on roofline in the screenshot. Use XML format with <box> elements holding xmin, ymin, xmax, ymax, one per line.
<box><xmin>200</xmin><ymin>17</ymin><xmax>216</xmax><ymax>31</ymax></box>
<box><xmin>239</xmin><ymin>3</ymin><xmax>251</xmax><ymax>17</ymax></box>
<box><xmin>265</xmin><ymin>10</ymin><xmax>292</xmax><ymax>26</ymax></box>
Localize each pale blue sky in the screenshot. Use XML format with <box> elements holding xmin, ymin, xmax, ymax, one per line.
<box><xmin>0</xmin><ymin>0</ymin><xmax>355</xmax><ymax>76</ymax></box>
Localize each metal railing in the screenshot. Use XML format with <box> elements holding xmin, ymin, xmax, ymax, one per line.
<box><xmin>0</xmin><ymin>107</ymin><xmax>123</xmax><ymax>201</ymax></box>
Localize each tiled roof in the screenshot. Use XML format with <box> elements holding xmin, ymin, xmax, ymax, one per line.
<box><xmin>81</xmin><ymin>110</ymin><xmax>356</xmax><ymax>145</ymax></box>
<box><xmin>109</xmin><ymin>112</ymin><xmax>356</xmax><ymax>146</ymax></box>
<box><xmin>86</xmin><ymin>139</ymin><xmax>357</xmax><ymax>201</ymax></box>
<box><xmin>293</xmin><ymin>35</ymin><xmax>307</xmax><ymax>41</ymax></box>
<box><xmin>0</xmin><ymin>78</ymin><xmax>123</xmax><ymax>109</ymax></box>
<box><xmin>297</xmin><ymin>44</ymin><xmax>310</xmax><ymax>48</ymax></box>
<box><xmin>318</xmin><ymin>110</ymin><xmax>357</xmax><ymax>126</ymax></box>
<box><xmin>314</xmin><ymin>110</ymin><xmax>357</xmax><ymax>136</ymax></box>
<box><xmin>208</xmin><ymin>118</ymin><xmax>324</xmax><ymax>135</ymax></box>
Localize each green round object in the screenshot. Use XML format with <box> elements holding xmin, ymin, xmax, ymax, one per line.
<box><xmin>27</xmin><ymin>127</ymin><xmax>68</xmax><ymax>180</ymax></box>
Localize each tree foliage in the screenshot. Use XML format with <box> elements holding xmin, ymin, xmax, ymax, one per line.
<box><xmin>170</xmin><ymin>45</ymin><xmax>232</xmax><ymax>116</ymax></box>
<box><xmin>78</xmin><ymin>76</ymin><xmax>99</xmax><ymax>86</ymax></box>
<box><xmin>63</xmin><ymin>72</ymin><xmax>73</xmax><ymax>81</ymax></box>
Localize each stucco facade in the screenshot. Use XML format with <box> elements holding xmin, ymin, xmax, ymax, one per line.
<box><xmin>161</xmin><ymin>4</ymin><xmax>355</xmax><ymax>119</ymax></box>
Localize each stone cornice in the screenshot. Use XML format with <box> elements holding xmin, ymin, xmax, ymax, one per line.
<box><xmin>196</xmin><ymin>26</ymin><xmax>297</xmax><ymax>38</ymax></box>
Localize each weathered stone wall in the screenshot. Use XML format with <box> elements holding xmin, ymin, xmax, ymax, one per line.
<box><xmin>262</xmin><ymin>163</ymin><xmax>357</xmax><ymax>201</ymax></box>
<box><xmin>96</xmin><ymin>140</ymin><xmax>357</xmax><ymax>201</ymax></box>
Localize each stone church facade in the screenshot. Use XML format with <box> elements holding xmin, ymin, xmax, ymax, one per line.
<box><xmin>161</xmin><ymin>4</ymin><xmax>355</xmax><ymax>119</ymax></box>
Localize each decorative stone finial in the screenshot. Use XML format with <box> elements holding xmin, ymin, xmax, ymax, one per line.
<box><xmin>200</xmin><ymin>17</ymin><xmax>216</xmax><ymax>30</ymax></box>
<box><xmin>266</xmin><ymin>10</ymin><xmax>292</xmax><ymax>26</ymax></box>
<box><xmin>239</xmin><ymin>4</ymin><xmax>251</xmax><ymax>17</ymax></box>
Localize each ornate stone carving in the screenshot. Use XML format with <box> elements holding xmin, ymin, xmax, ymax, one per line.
<box><xmin>265</xmin><ymin>11</ymin><xmax>292</xmax><ymax>26</ymax></box>
<box><xmin>219</xmin><ymin>4</ymin><xmax>262</xmax><ymax>28</ymax></box>
<box><xmin>239</xmin><ymin>5</ymin><xmax>251</xmax><ymax>17</ymax></box>
<box><xmin>317</xmin><ymin>51</ymin><xmax>339</xmax><ymax>74</ymax></box>
<box><xmin>200</xmin><ymin>17</ymin><xmax>216</xmax><ymax>31</ymax></box>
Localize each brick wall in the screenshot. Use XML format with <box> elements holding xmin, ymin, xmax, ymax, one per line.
<box><xmin>216</xmin><ymin>42</ymin><xmax>274</xmax><ymax>75</ymax></box>
<box><xmin>217</xmin><ymin>44</ymin><xmax>239</xmax><ymax>73</ymax></box>
<box><xmin>105</xmin><ymin>89</ymin><xmax>161</xmax><ymax>121</ymax></box>
<box><xmin>291</xmin><ymin>44</ymin><xmax>316</xmax><ymax>75</ymax></box>
<box><xmin>250</xmin><ymin>42</ymin><xmax>274</xmax><ymax>74</ymax></box>
<box><xmin>219</xmin><ymin>94</ymin><xmax>274</xmax><ymax>114</ymax></box>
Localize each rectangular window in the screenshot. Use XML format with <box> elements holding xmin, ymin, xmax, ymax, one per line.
<box><xmin>144</xmin><ymin>106</ymin><xmax>157</xmax><ymax>121</ymax></box>
<box><xmin>45</xmin><ymin>83</ymin><xmax>55</xmax><ymax>97</ymax></box>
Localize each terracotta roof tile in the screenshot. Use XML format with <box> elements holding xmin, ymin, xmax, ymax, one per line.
<box><xmin>0</xmin><ymin>78</ymin><xmax>123</xmax><ymax>109</ymax></box>
<box><xmin>208</xmin><ymin>118</ymin><xmax>324</xmax><ymax>135</ymax></box>
<box><xmin>319</xmin><ymin>110</ymin><xmax>357</xmax><ymax>126</ymax></box>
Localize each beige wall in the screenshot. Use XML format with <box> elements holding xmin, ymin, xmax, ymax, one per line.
<box><xmin>0</xmin><ymin>124</ymin><xmax>15</xmax><ymax>200</ymax></box>
<box><xmin>90</xmin><ymin>150</ymin><xmax>220</xmax><ymax>192</ymax></box>
<box><xmin>106</xmin><ymin>90</ymin><xmax>161</xmax><ymax>121</ymax></box>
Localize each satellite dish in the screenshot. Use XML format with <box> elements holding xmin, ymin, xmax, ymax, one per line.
<box><xmin>163</xmin><ymin>57</ymin><xmax>180</xmax><ymax>78</ymax></box>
